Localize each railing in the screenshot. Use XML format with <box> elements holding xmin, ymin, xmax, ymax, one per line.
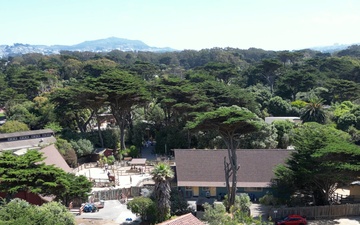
<box><xmin>268</xmin><ymin>203</ymin><xmax>360</xmax><ymax>220</ymax></box>
<box><xmin>91</xmin><ymin>188</ymin><xmax>128</xmax><ymax>202</ymax></box>
<box><xmin>90</xmin><ymin>186</ymin><xmax>153</xmax><ymax>202</ymax></box>
<box><xmin>72</xmin><ymin>162</ymin><xmax>98</xmax><ymax>173</ymax></box>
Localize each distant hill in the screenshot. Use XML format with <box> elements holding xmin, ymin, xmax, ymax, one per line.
<box><xmin>309</xmin><ymin>43</ymin><xmax>360</xmax><ymax>53</ymax></box>
<box><xmin>0</xmin><ymin>37</ymin><xmax>176</xmax><ymax>58</ymax></box>
<box><xmin>1</xmin><ymin>37</ymin><xmax>359</xmax><ymax>58</ymax></box>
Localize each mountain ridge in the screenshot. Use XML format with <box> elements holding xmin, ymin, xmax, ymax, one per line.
<box><xmin>0</xmin><ymin>37</ymin><xmax>358</xmax><ymax>58</ymax></box>
<box><xmin>0</xmin><ymin>37</ymin><xmax>176</xmax><ymax>58</ymax></box>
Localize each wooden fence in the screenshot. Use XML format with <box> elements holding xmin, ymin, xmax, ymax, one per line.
<box><xmin>90</xmin><ymin>186</ymin><xmax>155</xmax><ymax>202</ymax></box>
<box><xmin>91</xmin><ymin>188</ymin><xmax>129</xmax><ymax>202</ymax></box>
<box><xmin>268</xmin><ymin>203</ymin><xmax>360</xmax><ymax>220</ymax></box>
<box><xmin>72</xmin><ymin>162</ymin><xmax>98</xmax><ymax>173</ymax></box>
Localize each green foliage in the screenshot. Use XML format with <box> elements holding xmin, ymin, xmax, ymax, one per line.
<box><xmin>107</xmin><ymin>155</ymin><xmax>115</xmax><ymax>165</ymax></box>
<box><xmin>5</xmin><ymin>101</ymin><xmax>37</xmax><ymax>127</ymax></box>
<box><xmin>203</xmin><ymin>201</ymin><xmax>271</xmax><ymax>225</ymax></box>
<box><xmin>44</xmin><ymin>122</ymin><xmax>63</xmax><ymax>133</ymax></box>
<box><xmin>271</xmin><ymin>164</ymin><xmax>296</xmax><ymax>205</ymax></box>
<box><xmin>300</xmin><ymin>97</ymin><xmax>327</xmax><ymax>124</ymax></box>
<box><xmin>94</xmin><ymin>69</ymin><xmax>150</xmax><ymax>150</ymax></box>
<box><xmin>239</xmin><ymin>120</ymin><xmax>278</xmax><ymax>149</ymax></box>
<box><xmin>151</xmin><ymin>163</ymin><xmax>174</xmax><ymax>222</ymax></box>
<box><xmin>0</xmin><ymin>199</ymin><xmax>75</xmax><ymax>225</ymax></box>
<box><xmin>70</xmin><ymin>138</ymin><xmax>94</xmax><ymax>157</ymax></box>
<box><xmin>268</xmin><ymin>96</ymin><xmax>292</xmax><ymax>116</ymax></box>
<box><xmin>332</xmin><ymin>101</ymin><xmax>354</xmax><ymax>120</ymax></box>
<box><xmin>155</xmin><ymin>126</ymin><xmax>188</xmax><ymax>154</ymax></box>
<box><xmin>31</xmin><ymin>96</ymin><xmax>57</xmax><ymax>129</ymax></box>
<box><xmin>0</xmin><ymin>150</ymin><xmax>67</xmax><ymax>197</ymax></box>
<box><xmin>54</xmin><ymin>174</ymin><xmax>92</xmax><ymax>206</ymax></box>
<box><xmin>223</xmin><ymin>194</ymin><xmax>251</xmax><ymax>214</ymax></box>
<box><xmin>246</xmin><ymin>84</ymin><xmax>272</xmax><ymax>110</ymax></box>
<box><xmin>187</xmin><ymin>105</ymin><xmax>261</xmax><ymax>209</ymax></box>
<box><xmin>203</xmin><ymin>203</ymin><xmax>232</xmax><ymax>225</ymax></box>
<box><xmin>128</xmin><ymin>145</ymin><xmax>140</xmax><ymax>158</ymax></box>
<box><xmin>272</xmin><ymin>120</ymin><xmax>295</xmax><ymax>149</ymax></box>
<box><xmin>127</xmin><ymin>197</ymin><xmax>155</xmax><ymax>221</ymax></box>
<box><xmin>170</xmin><ymin>188</ymin><xmax>192</xmax><ymax>216</ymax></box>
<box><xmin>259</xmin><ymin>193</ymin><xmax>278</xmax><ymax>206</ymax></box>
<box><xmin>324</xmin><ymin>78</ymin><xmax>360</xmax><ymax>103</ymax></box>
<box><xmin>187</xmin><ymin>106</ymin><xmax>260</xmax><ymax>136</ymax></box>
<box><xmin>337</xmin><ymin>112</ymin><xmax>357</xmax><ymax>131</ymax></box>
<box><xmin>0</xmin><ymin>120</ymin><xmax>29</xmax><ymax>133</ymax></box>
<box><xmin>55</xmin><ymin>138</ymin><xmax>77</xmax><ymax>167</ymax></box>
<box><xmin>291</xmin><ymin>100</ymin><xmax>307</xmax><ymax>109</ymax></box>
<box><xmin>284</xmin><ymin>123</ymin><xmax>360</xmax><ymax>205</ymax></box>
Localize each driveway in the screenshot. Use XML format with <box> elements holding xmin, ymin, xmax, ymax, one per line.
<box><xmin>75</xmin><ymin>200</ymin><xmax>141</xmax><ymax>225</ymax></box>
<box><xmin>249</xmin><ymin>204</ymin><xmax>360</xmax><ymax>225</ymax></box>
<box><xmin>308</xmin><ymin>217</ymin><xmax>360</xmax><ymax>225</ymax></box>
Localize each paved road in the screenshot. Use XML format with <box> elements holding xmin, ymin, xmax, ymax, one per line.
<box><xmin>76</xmin><ymin>200</ymin><xmax>141</xmax><ymax>224</ymax></box>
<box><xmin>249</xmin><ymin>204</ymin><xmax>360</xmax><ymax>225</ymax></box>
<box><xmin>140</xmin><ymin>144</ymin><xmax>157</xmax><ymax>161</ymax></box>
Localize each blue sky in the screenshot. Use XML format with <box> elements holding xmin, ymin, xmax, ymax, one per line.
<box><xmin>1</xmin><ymin>0</ymin><xmax>359</xmax><ymax>51</ymax></box>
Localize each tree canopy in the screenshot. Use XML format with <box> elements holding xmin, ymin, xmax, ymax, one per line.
<box><xmin>187</xmin><ymin>106</ymin><xmax>261</xmax><ymax>210</ymax></box>
<box><xmin>275</xmin><ymin>123</ymin><xmax>360</xmax><ymax>205</ymax></box>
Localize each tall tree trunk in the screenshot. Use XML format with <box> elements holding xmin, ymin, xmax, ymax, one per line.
<box><xmin>223</xmin><ymin>134</ymin><xmax>240</xmax><ymax>211</ymax></box>
<box><xmin>119</xmin><ymin>119</ymin><xmax>126</xmax><ymax>150</ymax></box>
<box><xmin>95</xmin><ymin>112</ymin><xmax>104</xmax><ymax>148</ymax></box>
<box><xmin>111</xmin><ymin>105</ymin><xmax>128</xmax><ymax>151</ymax></box>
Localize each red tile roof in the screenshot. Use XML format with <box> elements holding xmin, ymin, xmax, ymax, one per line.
<box><xmin>157</xmin><ymin>213</ymin><xmax>205</xmax><ymax>225</ymax></box>
<box><xmin>174</xmin><ymin>149</ymin><xmax>293</xmax><ymax>187</ymax></box>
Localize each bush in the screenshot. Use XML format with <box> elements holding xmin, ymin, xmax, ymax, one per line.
<box><xmin>0</xmin><ymin>199</ymin><xmax>75</xmax><ymax>225</ymax></box>
<box><xmin>0</xmin><ymin>120</ymin><xmax>29</xmax><ymax>133</ymax></box>
<box><xmin>56</xmin><ymin>138</ymin><xmax>77</xmax><ymax>167</ymax></box>
<box><xmin>127</xmin><ymin>197</ymin><xmax>155</xmax><ymax>222</ymax></box>
<box><xmin>259</xmin><ymin>193</ymin><xmax>278</xmax><ymax>206</ymax></box>
<box><xmin>70</xmin><ymin>138</ymin><xmax>94</xmax><ymax>157</ymax></box>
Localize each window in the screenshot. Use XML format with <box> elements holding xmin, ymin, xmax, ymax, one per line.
<box><xmin>185</xmin><ymin>186</ymin><xmax>192</xmax><ymax>191</ymax></box>
<box><xmin>244</xmin><ymin>187</ymin><xmax>263</xmax><ymax>192</ymax></box>
<box><xmin>201</xmin><ymin>187</ymin><xmax>210</xmax><ymax>192</ymax></box>
<box><xmin>19</xmin><ymin>136</ymin><xmax>29</xmax><ymax>140</ymax></box>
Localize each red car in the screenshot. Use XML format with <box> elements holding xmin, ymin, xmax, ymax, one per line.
<box><xmin>276</xmin><ymin>214</ymin><xmax>307</xmax><ymax>225</ymax></box>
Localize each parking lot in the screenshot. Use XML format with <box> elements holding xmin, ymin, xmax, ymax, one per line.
<box><xmin>75</xmin><ymin>200</ymin><xmax>141</xmax><ymax>225</ymax></box>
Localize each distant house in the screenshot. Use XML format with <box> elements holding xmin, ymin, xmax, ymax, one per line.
<box><xmin>90</xmin><ymin>148</ymin><xmax>114</xmax><ymax>161</ymax></box>
<box><xmin>0</xmin><ymin>129</ymin><xmax>56</xmax><ymax>152</ymax></box>
<box><xmin>157</xmin><ymin>213</ymin><xmax>205</xmax><ymax>225</ymax></box>
<box><xmin>174</xmin><ymin>149</ymin><xmax>293</xmax><ymax>200</ymax></box>
<box><xmin>265</xmin><ymin>117</ymin><xmax>301</xmax><ymax>124</ymax></box>
<box><xmin>0</xmin><ymin>191</ymin><xmax>52</xmax><ymax>206</ymax></box>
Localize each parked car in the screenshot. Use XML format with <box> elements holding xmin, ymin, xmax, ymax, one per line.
<box><xmin>276</xmin><ymin>214</ymin><xmax>307</xmax><ymax>225</ymax></box>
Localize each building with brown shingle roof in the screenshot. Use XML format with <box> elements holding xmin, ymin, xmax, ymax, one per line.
<box><xmin>0</xmin><ymin>129</ymin><xmax>56</xmax><ymax>152</ymax></box>
<box><xmin>40</xmin><ymin>144</ymin><xmax>72</xmax><ymax>173</ymax></box>
<box><xmin>156</xmin><ymin>213</ymin><xmax>205</xmax><ymax>225</ymax></box>
<box><xmin>174</xmin><ymin>149</ymin><xmax>293</xmax><ymax>200</ymax></box>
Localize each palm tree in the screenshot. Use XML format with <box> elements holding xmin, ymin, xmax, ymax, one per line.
<box><xmin>151</xmin><ymin>163</ymin><xmax>174</xmax><ymax>222</ymax></box>
<box><xmin>300</xmin><ymin>97</ymin><xmax>327</xmax><ymax>124</ymax></box>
